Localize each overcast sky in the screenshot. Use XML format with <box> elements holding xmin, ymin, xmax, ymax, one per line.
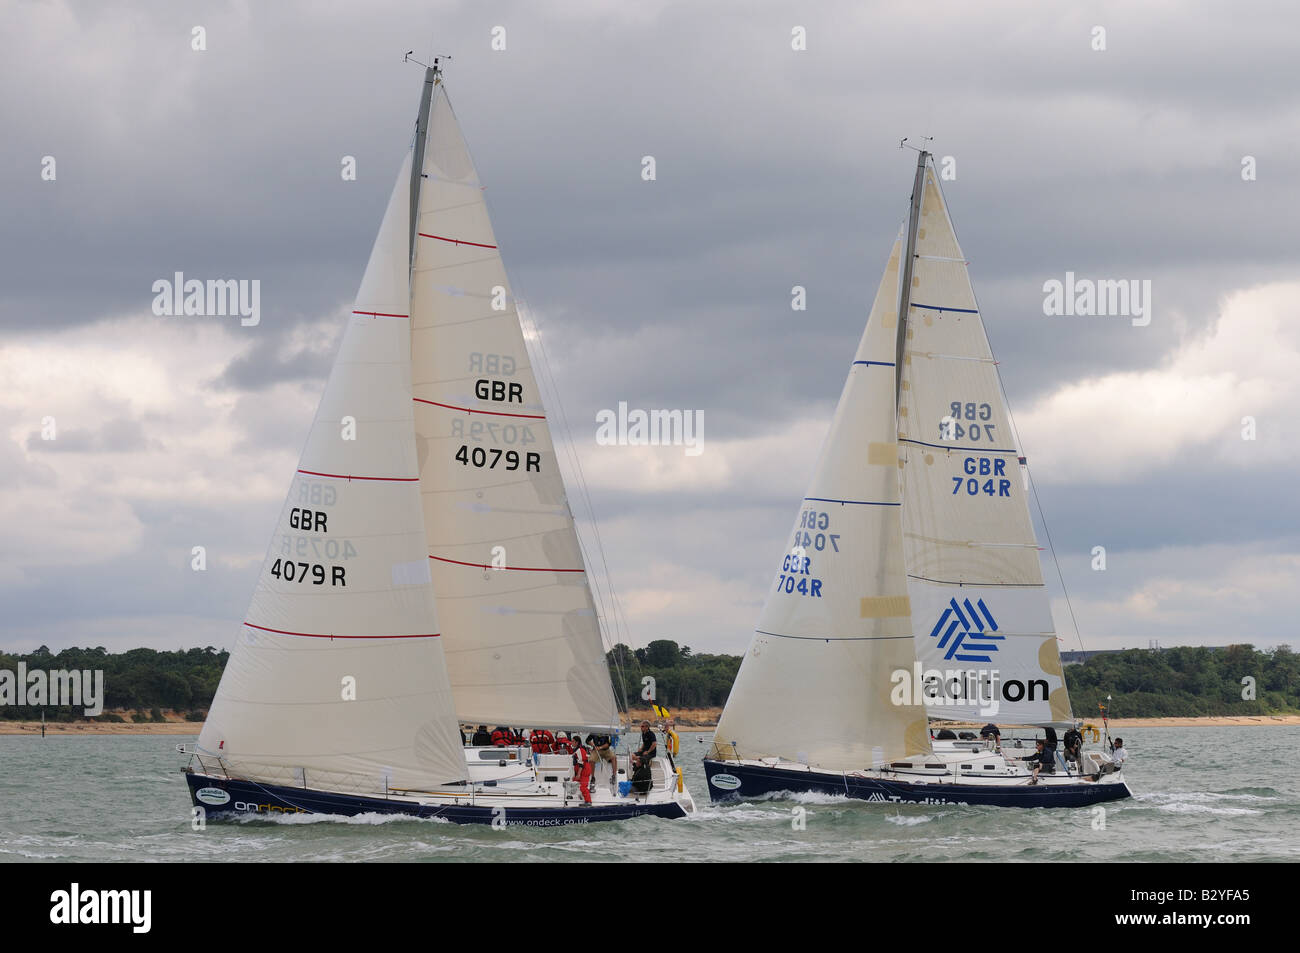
<box><xmin>2</xmin><ymin>0</ymin><xmax>1297</xmax><ymax>658</ymax></box>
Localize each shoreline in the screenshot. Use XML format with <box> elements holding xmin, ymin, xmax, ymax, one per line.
<box><xmin>3</xmin><ymin>713</ymin><xmax>1299</xmax><ymax>735</ymax></box>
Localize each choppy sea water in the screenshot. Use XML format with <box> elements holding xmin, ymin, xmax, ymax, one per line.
<box><xmin>1</xmin><ymin>727</ymin><xmax>1295</xmax><ymax>862</ymax></box>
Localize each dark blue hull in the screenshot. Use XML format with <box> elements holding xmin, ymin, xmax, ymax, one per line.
<box><xmin>703</xmin><ymin>759</ymin><xmax>1131</xmax><ymax>809</ymax></box>
<box><xmin>185</xmin><ymin>772</ymin><xmax>687</xmax><ymax>825</ymax></box>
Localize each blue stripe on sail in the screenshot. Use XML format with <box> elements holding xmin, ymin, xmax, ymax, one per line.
<box><xmin>804</xmin><ymin>497</ymin><xmax>900</xmax><ymax>506</ymax></box>
<box><xmin>964</xmin><ymin>598</ymin><xmax>983</xmax><ymax>632</ymax></box>
<box><xmin>977</xmin><ymin>598</ymin><xmax>998</xmax><ymax>631</ymax></box>
<box><xmin>851</xmin><ymin>361</ymin><xmax>895</xmax><ymax>367</ymax></box>
<box><xmin>910</xmin><ymin>303</ymin><xmax>978</xmax><ymax>314</ymax></box>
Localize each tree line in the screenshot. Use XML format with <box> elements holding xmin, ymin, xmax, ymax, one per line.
<box><xmin>2</xmin><ymin>641</ymin><xmax>1297</xmax><ymax>721</ymax></box>
<box><xmin>0</xmin><ymin>645</ymin><xmax>227</xmax><ymax>722</ymax></box>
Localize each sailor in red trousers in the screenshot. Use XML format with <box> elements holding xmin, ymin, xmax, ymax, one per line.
<box><xmin>571</xmin><ymin>734</ymin><xmax>593</xmax><ymax>804</ymax></box>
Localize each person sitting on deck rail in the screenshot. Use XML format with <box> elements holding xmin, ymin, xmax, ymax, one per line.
<box><xmin>471</xmin><ymin>725</ymin><xmax>492</xmax><ymax>747</ymax></box>
<box><xmin>634</xmin><ymin>721</ymin><xmax>657</xmax><ymax>764</ymax></box>
<box><xmin>490</xmin><ymin>726</ymin><xmax>511</xmax><ymax>747</ymax></box>
<box><xmin>552</xmin><ymin>732</ymin><xmax>573</xmax><ymax>755</ymax></box>
<box><xmin>529</xmin><ymin>728</ymin><xmax>555</xmax><ymax>754</ymax></box>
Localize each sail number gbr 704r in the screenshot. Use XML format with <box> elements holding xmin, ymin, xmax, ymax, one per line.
<box><xmin>454</xmin><ymin>445</ymin><xmax>541</xmax><ymax>472</ymax></box>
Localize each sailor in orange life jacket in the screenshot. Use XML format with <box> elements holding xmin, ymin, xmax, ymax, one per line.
<box><xmin>571</xmin><ymin>734</ymin><xmax>593</xmax><ymax>804</ymax></box>
<box><xmin>490</xmin><ymin>726</ymin><xmax>510</xmax><ymax>747</ymax></box>
<box><xmin>552</xmin><ymin>732</ymin><xmax>572</xmax><ymax>755</ymax></box>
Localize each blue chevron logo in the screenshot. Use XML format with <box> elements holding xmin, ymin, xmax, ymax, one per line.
<box><xmin>928</xmin><ymin>597</ymin><xmax>1004</xmax><ymax>663</ymax></box>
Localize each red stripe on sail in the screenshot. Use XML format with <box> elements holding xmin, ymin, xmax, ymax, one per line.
<box><xmin>244</xmin><ymin>623</ymin><xmax>439</xmax><ymax>639</ymax></box>
<box><xmin>296</xmin><ymin>469</ymin><xmax>420</xmax><ymax>482</ymax></box>
<box><xmin>429</xmin><ymin>555</ymin><xmax>585</xmax><ymax>573</ymax></box>
<box><xmin>418</xmin><ymin>232</ymin><xmax>498</xmax><ymax>250</ymax></box>
<box><xmin>352</xmin><ymin>310</ymin><xmax>409</xmax><ymax>318</ymax></box>
<box><xmin>412</xmin><ymin>398</ymin><xmax>545</xmax><ymax>420</ymax></box>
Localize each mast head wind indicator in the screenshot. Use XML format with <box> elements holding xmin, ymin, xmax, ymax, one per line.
<box><xmin>899</xmin><ymin>136</ymin><xmax>934</xmax><ymax>158</ymax></box>
<box><xmin>405</xmin><ymin>50</ymin><xmax>452</xmax><ymax>84</ymax></box>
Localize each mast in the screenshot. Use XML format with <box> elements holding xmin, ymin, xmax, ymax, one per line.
<box><xmin>409</xmin><ymin>61</ymin><xmax>439</xmax><ymax>269</ymax></box>
<box><xmin>894</xmin><ymin>149</ymin><xmax>929</xmax><ymax>404</ymax></box>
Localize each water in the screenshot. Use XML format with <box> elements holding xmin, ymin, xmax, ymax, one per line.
<box><xmin>2</xmin><ymin>727</ymin><xmax>1296</xmax><ymax>862</ymax></box>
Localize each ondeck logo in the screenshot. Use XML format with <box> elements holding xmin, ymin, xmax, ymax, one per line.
<box><xmin>929</xmin><ymin>598</ymin><xmax>1002</xmax><ymax>662</ymax></box>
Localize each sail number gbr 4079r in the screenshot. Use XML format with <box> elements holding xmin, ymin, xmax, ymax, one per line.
<box><xmin>453</xmin><ymin>445</ymin><xmax>541</xmax><ymax>472</ymax></box>
<box><xmin>273</xmin><ymin>505</ymin><xmax>352</xmax><ymax>586</ymax></box>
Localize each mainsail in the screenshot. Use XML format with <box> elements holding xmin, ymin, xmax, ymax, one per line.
<box><xmin>408</xmin><ymin>83</ymin><xmax>618</xmax><ymax>729</ymax></box>
<box><xmin>197</xmin><ymin>139</ymin><xmax>469</xmax><ymax>792</ymax></box>
<box><xmin>897</xmin><ymin>157</ymin><xmax>1072</xmax><ymax>726</ymax></box>
<box><xmin>712</xmin><ymin>234</ymin><xmax>932</xmax><ymax>771</ymax></box>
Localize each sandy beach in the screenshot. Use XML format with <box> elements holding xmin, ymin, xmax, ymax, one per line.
<box><xmin>3</xmin><ymin>710</ymin><xmax>1298</xmax><ymax>734</ymax></box>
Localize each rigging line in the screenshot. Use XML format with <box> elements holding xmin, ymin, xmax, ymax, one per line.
<box><xmin>932</xmin><ymin>173</ymin><xmax>1085</xmax><ymax>653</ymax></box>
<box><xmin>516</xmin><ymin>292</ymin><xmax>635</xmax><ymax>716</ymax></box>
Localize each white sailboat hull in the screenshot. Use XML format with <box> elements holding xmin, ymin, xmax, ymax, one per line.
<box><xmin>703</xmin><ymin>752</ymin><xmax>1130</xmax><ymax>808</ymax></box>
<box><xmin>186</xmin><ymin>750</ymin><xmax>694</xmax><ymax>825</ymax></box>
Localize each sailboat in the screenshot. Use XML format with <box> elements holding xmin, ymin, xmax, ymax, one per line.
<box><xmin>703</xmin><ymin>148</ymin><xmax>1131</xmax><ymax>808</ymax></box>
<box><xmin>184</xmin><ymin>61</ymin><xmax>695</xmax><ymax>824</ymax></box>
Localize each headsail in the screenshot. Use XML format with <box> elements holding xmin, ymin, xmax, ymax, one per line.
<box><xmin>409</xmin><ymin>82</ymin><xmax>618</xmax><ymax>729</ymax></box>
<box><xmin>713</xmin><ymin>234</ymin><xmax>931</xmax><ymax>771</ymax></box>
<box><xmin>897</xmin><ymin>157</ymin><xmax>1072</xmax><ymax>726</ymax></box>
<box><xmin>197</xmin><ymin>143</ymin><xmax>469</xmax><ymax>793</ymax></box>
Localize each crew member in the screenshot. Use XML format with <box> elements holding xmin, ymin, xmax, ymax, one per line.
<box><xmin>571</xmin><ymin>734</ymin><xmax>593</xmax><ymax>805</ymax></box>
<box><xmin>1015</xmin><ymin>739</ymin><xmax>1055</xmax><ymax>785</ymax></box>
<box><xmin>634</xmin><ymin>721</ymin><xmax>657</xmax><ymax>763</ymax></box>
